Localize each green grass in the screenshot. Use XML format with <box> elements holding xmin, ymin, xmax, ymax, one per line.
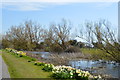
<box><xmin>81</xmin><ymin>48</ymin><xmax>104</xmax><ymax>54</ymax></box>
<box><xmin>2</xmin><ymin>50</ymin><xmax>52</xmax><ymax>78</ymax></box>
<box><xmin>0</xmin><ymin>50</ymin><xmax>2</xmax><ymax>55</ymax></box>
<box><xmin>80</xmin><ymin>48</ymin><xmax>110</xmax><ymax>60</ymax></box>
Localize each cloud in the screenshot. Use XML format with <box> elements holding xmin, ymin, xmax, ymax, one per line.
<box><xmin>2</xmin><ymin>2</ymin><xmax>46</xmax><ymax>11</ymax></box>
<box><xmin>1</xmin><ymin>0</ymin><xmax>119</xmax><ymax>11</ymax></box>
<box><xmin>94</xmin><ymin>2</ymin><xmax>116</xmax><ymax>8</ymax></box>
<box><xmin>2</xmin><ymin>0</ymin><xmax>119</xmax><ymax>2</ymax></box>
<box><xmin>2</xmin><ymin>2</ymin><xmax>71</xmax><ymax>11</ymax></box>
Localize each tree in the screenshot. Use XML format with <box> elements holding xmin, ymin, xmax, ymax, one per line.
<box><xmin>68</xmin><ymin>40</ymin><xmax>77</xmax><ymax>46</ymax></box>
<box><xmin>2</xmin><ymin>20</ymin><xmax>44</xmax><ymax>51</ymax></box>
<box><xmin>77</xmin><ymin>41</ymin><xmax>85</xmax><ymax>48</ymax></box>
<box><xmin>52</xmin><ymin>19</ymin><xmax>71</xmax><ymax>50</ymax></box>
<box><xmin>78</xmin><ymin>20</ymin><xmax>120</xmax><ymax>62</ymax></box>
<box><xmin>2</xmin><ymin>19</ymin><xmax>71</xmax><ymax>52</ymax></box>
<box><xmin>43</xmin><ymin>19</ymin><xmax>71</xmax><ymax>52</ymax></box>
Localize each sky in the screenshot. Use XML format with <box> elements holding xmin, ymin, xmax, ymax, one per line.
<box><xmin>119</xmin><ymin>2</ymin><xmax>120</xmax><ymax>41</ymax></box>
<box><xmin>0</xmin><ymin>0</ymin><xmax>119</xmax><ymax>41</ymax></box>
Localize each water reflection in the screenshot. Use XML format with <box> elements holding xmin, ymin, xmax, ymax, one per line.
<box><xmin>69</xmin><ymin>60</ymin><xmax>120</xmax><ymax>78</ymax></box>
<box><xmin>26</xmin><ymin>51</ymin><xmax>50</xmax><ymax>58</ymax></box>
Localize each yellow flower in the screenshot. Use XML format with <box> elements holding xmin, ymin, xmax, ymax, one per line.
<box><xmin>70</xmin><ymin>72</ymin><xmax>73</xmax><ymax>75</ymax></box>
<box><xmin>76</xmin><ymin>69</ymin><xmax>81</xmax><ymax>73</ymax></box>
<box><xmin>21</xmin><ymin>52</ymin><xmax>26</xmax><ymax>56</ymax></box>
<box><xmin>78</xmin><ymin>73</ymin><xmax>81</xmax><ymax>76</ymax></box>
<box><xmin>98</xmin><ymin>75</ymin><xmax>102</xmax><ymax>78</ymax></box>
<box><xmin>89</xmin><ymin>75</ymin><xmax>94</xmax><ymax>78</ymax></box>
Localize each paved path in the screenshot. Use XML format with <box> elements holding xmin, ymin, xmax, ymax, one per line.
<box><xmin>0</xmin><ymin>55</ymin><xmax>2</xmax><ymax>79</ymax></box>
<box><xmin>0</xmin><ymin>52</ymin><xmax>10</xmax><ymax>79</ymax></box>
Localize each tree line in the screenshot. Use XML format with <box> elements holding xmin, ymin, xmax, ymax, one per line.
<box><xmin>2</xmin><ymin>20</ymin><xmax>84</xmax><ymax>52</ymax></box>
<box><xmin>1</xmin><ymin>19</ymin><xmax>120</xmax><ymax>62</ymax></box>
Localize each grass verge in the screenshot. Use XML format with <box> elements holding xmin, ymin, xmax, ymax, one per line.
<box><xmin>0</xmin><ymin>52</ymin><xmax>1</xmax><ymax>55</ymax></box>
<box><xmin>2</xmin><ymin>50</ymin><xmax>52</xmax><ymax>78</ymax></box>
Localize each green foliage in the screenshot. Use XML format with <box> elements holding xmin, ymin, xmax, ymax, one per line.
<box><xmin>28</xmin><ymin>60</ymin><xmax>31</xmax><ymax>62</ymax></box>
<box><xmin>34</xmin><ymin>61</ymin><xmax>54</xmax><ymax>72</ymax></box>
<box><xmin>52</xmin><ymin>72</ymin><xmax>71</xmax><ymax>79</ymax></box>
<box><xmin>2</xmin><ymin>39</ymin><xmax>12</xmax><ymax>49</ymax></box>
<box><xmin>34</xmin><ymin>62</ymin><xmax>45</xmax><ymax>66</ymax></box>
<box><xmin>19</xmin><ymin>55</ymin><xmax>23</xmax><ymax>57</ymax></box>
<box><xmin>31</xmin><ymin>58</ymin><xmax>37</xmax><ymax>61</ymax></box>
<box><xmin>51</xmin><ymin>65</ymin><xmax>101</xmax><ymax>80</ymax></box>
<box><xmin>42</xmin><ymin>64</ymin><xmax>54</xmax><ymax>72</ymax></box>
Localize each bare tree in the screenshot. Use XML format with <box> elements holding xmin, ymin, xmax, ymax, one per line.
<box><xmin>2</xmin><ymin>20</ymin><xmax>44</xmax><ymax>51</ymax></box>
<box><xmin>49</xmin><ymin>19</ymin><xmax>71</xmax><ymax>50</ymax></box>
<box><xmin>77</xmin><ymin>20</ymin><xmax>120</xmax><ymax>62</ymax></box>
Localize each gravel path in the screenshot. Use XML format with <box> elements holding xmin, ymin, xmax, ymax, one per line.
<box><xmin>0</xmin><ymin>54</ymin><xmax>10</xmax><ymax>79</ymax></box>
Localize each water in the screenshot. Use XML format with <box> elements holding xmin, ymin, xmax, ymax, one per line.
<box><xmin>69</xmin><ymin>59</ymin><xmax>120</xmax><ymax>78</ymax></box>
<box><xmin>26</xmin><ymin>51</ymin><xmax>50</xmax><ymax>58</ymax></box>
<box><xmin>28</xmin><ymin>51</ymin><xmax>120</xmax><ymax>78</ymax></box>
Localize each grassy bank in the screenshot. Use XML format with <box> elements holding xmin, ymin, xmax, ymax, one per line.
<box><xmin>2</xmin><ymin>50</ymin><xmax>52</xmax><ymax>78</ymax></box>
<box><xmin>81</xmin><ymin>48</ymin><xmax>110</xmax><ymax>60</ymax></box>
<box><xmin>0</xmin><ymin>50</ymin><xmax>2</xmax><ymax>55</ymax></box>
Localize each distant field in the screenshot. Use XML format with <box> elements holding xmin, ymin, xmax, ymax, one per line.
<box><xmin>2</xmin><ymin>50</ymin><xmax>52</xmax><ymax>78</ymax></box>
<box><xmin>81</xmin><ymin>48</ymin><xmax>104</xmax><ymax>54</ymax></box>
<box><xmin>80</xmin><ymin>48</ymin><xmax>110</xmax><ymax>60</ymax></box>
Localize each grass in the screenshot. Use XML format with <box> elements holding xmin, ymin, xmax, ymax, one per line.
<box><xmin>0</xmin><ymin>50</ymin><xmax>2</xmax><ymax>55</ymax></box>
<box><xmin>2</xmin><ymin>50</ymin><xmax>52</xmax><ymax>78</ymax></box>
<box><xmin>81</xmin><ymin>48</ymin><xmax>104</xmax><ymax>54</ymax></box>
<box><xmin>80</xmin><ymin>48</ymin><xmax>110</xmax><ymax>60</ymax></box>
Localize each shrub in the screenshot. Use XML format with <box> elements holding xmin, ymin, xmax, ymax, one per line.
<box><xmin>52</xmin><ymin>72</ymin><xmax>71</xmax><ymax>79</ymax></box>
<box><xmin>65</xmin><ymin>46</ymin><xmax>81</xmax><ymax>53</ymax></box>
<box><xmin>52</xmin><ymin>66</ymin><xmax>75</xmax><ymax>79</ymax></box>
<box><xmin>52</xmin><ymin>65</ymin><xmax>101</xmax><ymax>80</ymax></box>
<box><xmin>42</xmin><ymin>64</ymin><xmax>54</xmax><ymax>72</ymax></box>
<box><xmin>19</xmin><ymin>54</ymin><xmax>23</xmax><ymax>57</ymax></box>
<box><xmin>50</xmin><ymin>44</ymin><xmax>63</xmax><ymax>53</ymax></box>
<box><xmin>21</xmin><ymin>52</ymin><xmax>26</xmax><ymax>56</ymax></box>
<box><xmin>37</xmin><ymin>62</ymin><xmax>45</xmax><ymax>66</ymax></box>
<box><xmin>31</xmin><ymin>58</ymin><xmax>37</xmax><ymax>61</ymax></box>
<box><xmin>28</xmin><ymin>60</ymin><xmax>31</xmax><ymax>62</ymax></box>
<box><xmin>34</xmin><ymin>61</ymin><xmax>45</xmax><ymax>66</ymax></box>
<box><xmin>34</xmin><ymin>63</ymin><xmax>37</xmax><ymax>65</ymax></box>
<box><xmin>5</xmin><ymin>48</ymin><xmax>27</xmax><ymax>57</ymax></box>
